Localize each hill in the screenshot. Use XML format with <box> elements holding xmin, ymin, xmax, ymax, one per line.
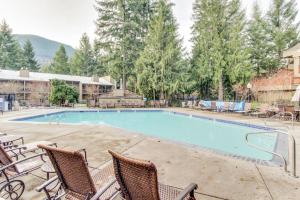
<box><xmin>14</xmin><ymin>34</ymin><xmax>75</xmax><ymax>65</ymax></box>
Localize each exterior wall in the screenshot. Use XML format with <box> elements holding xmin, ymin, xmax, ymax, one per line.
<box><xmin>255</xmin><ymin>90</ymin><xmax>294</xmax><ymax>104</ymax></box>
<box><xmin>0</xmin><ymin>79</ymin><xmax>112</xmax><ymax>106</ymax></box>
<box><xmin>250</xmin><ymin>68</ymin><xmax>297</xmax><ymax>104</ymax></box>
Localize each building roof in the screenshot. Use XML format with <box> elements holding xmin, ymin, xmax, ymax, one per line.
<box><xmin>0</xmin><ymin>69</ymin><xmax>113</xmax><ymax>86</ymax></box>
<box><xmin>282</xmin><ymin>43</ymin><xmax>300</xmax><ymax>57</ymax></box>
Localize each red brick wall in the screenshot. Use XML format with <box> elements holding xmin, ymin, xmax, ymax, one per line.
<box><xmin>251</xmin><ymin>68</ymin><xmax>294</xmax><ymax>92</ymax></box>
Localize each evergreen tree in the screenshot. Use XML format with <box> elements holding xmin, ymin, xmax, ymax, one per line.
<box><xmin>94</xmin><ymin>0</ymin><xmax>152</xmax><ymax>90</ymax></box>
<box><xmin>50</xmin><ymin>45</ymin><xmax>69</xmax><ymax>74</ymax></box>
<box><xmin>267</xmin><ymin>0</ymin><xmax>300</xmax><ymax>63</ymax></box>
<box><xmin>22</xmin><ymin>39</ymin><xmax>39</xmax><ymax>71</ymax></box>
<box><xmin>93</xmin><ymin>40</ymin><xmax>106</xmax><ymax>76</ymax></box>
<box><xmin>247</xmin><ymin>3</ymin><xmax>277</xmax><ymax>75</ymax></box>
<box><xmin>136</xmin><ymin>0</ymin><xmax>183</xmax><ymax>100</ymax></box>
<box><xmin>0</xmin><ymin>20</ymin><xmax>24</xmax><ymax>70</ymax></box>
<box><xmin>70</xmin><ymin>33</ymin><xmax>94</xmax><ymax>76</ymax></box>
<box><xmin>191</xmin><ymin>0</ymin><xmax>251</xmax><ymax>100</ymax></box>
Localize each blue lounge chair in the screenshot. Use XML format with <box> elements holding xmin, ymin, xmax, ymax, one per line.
<box><xmin>234</xmin><ymin>101</ymin><xmax>245</xmax><ymax>112</ymax></box>
<box><xmin>228</xmin><ymin>102</ymin><xmax>235</xmax><ymax>112</ymax></box>
<box><xmin>216</xmin><ymin>101</ymin><xmax>225</xmax><ymax>112</ymax></box>
<box><xmin>199</xmin><ymin>100</ymin><xmax>211</xmax><ymax>110</ymax></box>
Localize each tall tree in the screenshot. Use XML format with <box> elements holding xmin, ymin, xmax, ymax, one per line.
<box><xmin>70</xmin><ymin>33</ymin><xmax>95</xmax><ymax>76</ymax></box>
<box><xmin>94</xmin><ymin>0</ymin><xmax>152</xmax><ymax>91</ymax></box>
<box><xmin>22</xmin><ymin>39</ymin><xmax>39</xmax><ymax>71</ymax></box>
<box><xmin>191</xmin><ymin>0</ymin><xmax>251</xmax><ymax>100</ymax></box>
<box><xmin>50</xmin><ymin>45</ymin><xmax>69</xmax><ymax>74</ymax></box>
<box><xmin>136</xmin><ymin>0</ymin><xmax>183</xmax><ymax>100</ymax></box>
<box><xmin>247</xmin><ymin>3</ymin><xmax>277</xmax><ymax>75</ymax></box>
<box><xmin>0</xmin><ymin>20</ymin><xmax>24</xmax><ymax>70</ymax></box>
<box><xmin>267</xmin><ymin>0</ymin><xmax>300</xmax><ymax>63</ymax></box>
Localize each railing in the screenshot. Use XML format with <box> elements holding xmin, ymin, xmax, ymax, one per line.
<box><xmin>265</xmin><ymin>111</ymin><xmax>295</xmax><ymax>128</ymax></box>
<box><xmin>245</xmin><ymin>128</ymin><xmax>297</xmax><ymax>177</ymax></box>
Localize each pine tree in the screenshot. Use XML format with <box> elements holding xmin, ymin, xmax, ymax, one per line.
<box><xmin>70</xmin><ymin>33</ymin><xmax>94</xmax><ymax>76</ymax></box>
<box><xmin>191</xmin><ymin>0</ymin><xmax>250</xmax><ymax>100</ymax></box>
<box><xmin>94</xmin><ymin>0</ymin><xmax>152</xmax><ymax>90</ymax></box>
<box><xmin>50</xmin><ymin>45</ymin><xmax>69</xmax><ymax>74</ymax></box>
<box><xmin>267</xmin><ymin>0</ymin><xmax>300</xmax><ymax>63</ymax></box>
<box><xmin>93</xmin><ymin>40</ymin><xmax>106</xmax><ymax>76</ymax></box>
<box><xmin>136</xmin><ymin>0</ymin><xmax>183</xmax><ymax>100</ymax></box>
<box><xmin>22</xmin><ymin>40</ymin><xmax>39</xmax><ymax>71</ymax></box>
<box><xmin>0</xmin><ymin>20</ymin><xmax>24</xmax><ymax>70</ymax></box>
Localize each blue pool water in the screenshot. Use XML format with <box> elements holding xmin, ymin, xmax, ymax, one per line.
<box><xmin>16</xmin><ymin>110</ymin><xmax>277</xmax><ymax>161</ymax></box>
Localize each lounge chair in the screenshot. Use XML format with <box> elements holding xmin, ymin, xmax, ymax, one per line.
<box><xmin>107</xmin><ymin>150</ymin><xmax>198</xmax><ymax>200</ymax></box>
<box><xmin>250</xmin><ymin>103</ymin><xmax>269</xmax><ymax>118</ymax></box>
<box><xmin>0</xmin><ymin>145</ymin><xmax>47</xmax><ymax>199</ymax></box>
<box><xmin>235</xmin><ymin>102</ymin><xmax>252</xmax><ymax>115</ymax></box>
<box><xmin>233</xmin><ymin>101</ymin><xmax>245</xmax><ymax>113</ymax></box>
<box><xmin>0</xmin><ymin>134</ymin><xmax>56</xmax><ymax>159</ymax></box>
<box><xmin>36</xmin><ymin>145</ymin><xmax>118</xmax><ymax>200</ymax></box>
<box><xmin>216</xmin><ymin>101</ymin><xmax>225</xmax><ymax>112</ymax></box>
<box><xmin>228</xmin><ymin>102</ymin><xmax>235</xmax><ymax>112</ymax></box>
<box><xmin>198</xmin><ymin>100</ymin><xmax>211</xmax><ymax>110</ymax></box>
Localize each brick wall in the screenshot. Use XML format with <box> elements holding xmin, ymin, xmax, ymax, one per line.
<box><xmin>250</xmin><ymin>68</ymin><xmax>297</xmax><ymax>104</ymax></box>
<box><xmin>251</xmin><ymin>68</ymin><xmax>294</xmax><ymax>92</ymax></box>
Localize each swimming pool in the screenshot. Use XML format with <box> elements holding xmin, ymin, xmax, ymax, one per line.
<box><xmin>14</xmin><ymin>110</ymin><xmax>278</xmax><ymax>161</ymax></box>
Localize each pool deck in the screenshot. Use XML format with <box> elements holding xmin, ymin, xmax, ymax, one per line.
<box><xmin>1</xmin><ymin>107</ymin><xmax>300</xmax><ymax>199</ymax></box>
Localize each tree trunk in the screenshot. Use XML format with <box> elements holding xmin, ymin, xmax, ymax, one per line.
<box><xmin>218</xmin><ymin>71</ymin><xmax>224</xmax><ymax>101</ymax></box>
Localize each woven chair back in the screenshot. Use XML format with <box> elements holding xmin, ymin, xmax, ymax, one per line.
<box><xmin>38</xmin><ymin>145</ymin><xmax>96</xmax><ymax>197</ymax></box>
<box><xmin>109</xmin><ymin>150</ymin><xmax>160</xmax><ymax>200</ymax></box>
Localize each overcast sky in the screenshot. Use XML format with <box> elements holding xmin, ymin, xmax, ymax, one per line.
<box><xmin>0</xmin><ymin>0</ymin><xmax>299</xmax><ymax>51</ymax></box>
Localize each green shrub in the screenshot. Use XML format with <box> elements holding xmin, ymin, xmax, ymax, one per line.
<box><xmin>49</xmin><ymin>79</ymin><xmax>79</xmax><ymax>105</ymax></box>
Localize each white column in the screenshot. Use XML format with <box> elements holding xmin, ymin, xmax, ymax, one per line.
<box><xmin>294</xmin><ymin>56</ymin><xmax>300</xmax><ymax>77</ymax></box>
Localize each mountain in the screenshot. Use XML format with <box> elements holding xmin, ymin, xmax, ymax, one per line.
<box><xmin>14</xmin><ymin>34</ymin><xmax>75</xmax><ymax>65</ymax></box>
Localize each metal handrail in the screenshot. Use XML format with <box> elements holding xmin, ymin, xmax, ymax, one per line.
<box><xmin>245</xmin><ymin>132</ymin><xmax>287</xmax><ymax>172</ymax></box>
<box><xmin>265</xmin><ymin>111</ymin><xmax>294</xmax><ymax>128</ymax></box>
<box><xmin>245</xmin><ymin>129</ymin><xmax>297</xmax><ymax>177</ymax></box>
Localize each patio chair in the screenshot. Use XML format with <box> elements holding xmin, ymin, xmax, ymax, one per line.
<box><xmin>233</xmin><ymin>101</ymin><xmax>245</xmax><ymax>113</ymax></box>
<box><xmin>0</xmin><ymin>145</ymin><xmax>47</xmax><ymax>199</ymax></box>
<box><xmin>187</xmin><ymin>101</ymin><xmax>193</xmax><ymax>108</ymax></box>
<box><xmin>210</xmin><ymin>101</ymin><xmax>217</xmax><ymax>111</ymax></box>
<box><xmin>235</xmin><ymin>102</ymin><xmax>252</xmax><ymax>115</ymax></box>
<box><xmin>108</xmin><ymin>150</ymin><xmax>198</xmax><ymax>200</ymax></box>
<box><xmin>198</xmin><ymin>100</ymin><xmax>211</xmax><ymax>110</ymax></box>
<box><xmin>228</xmin><ymin>102</ymin><xmax>235</xmax><ymax>112</ymax></box>
<box><xmin>250</xmin><ymin>103</ymin><xmax>269</xmax><ymax>118</ymax></box>
<box><xmin>36</xmin><ymin>145</ymin><xmax>118</xmax><ymax>200</ymax></box>
<box><xmin>216</xmin><ymin>101</ymin><xmax>225</xmax><ymax>112</ymax></box>
<box><xmin>0</xmin><ymin>134</ymin><xmax>56</xmax><ymax>159</ymax></box>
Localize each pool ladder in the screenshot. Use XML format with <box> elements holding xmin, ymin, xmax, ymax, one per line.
<box><xmin>245</xmin><ymin>127</ymin><xmax>297</xmax><ymax>178</ymax></box>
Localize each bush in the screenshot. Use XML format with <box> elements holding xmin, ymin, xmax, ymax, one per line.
<box><xmin>49</xmin><ymin>79</ymin><xmax>79</xmax><ymax>105</ymax></box>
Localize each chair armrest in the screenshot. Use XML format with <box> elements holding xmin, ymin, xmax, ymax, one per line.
<box><xmin>36</xmin><ymin>176</ymin><xmax>58</xmax><ymax>192</ymax></box>
<box><xmin>175</xmin><ymin>183</ymin><xmax>198</xmax><ymax>200</ymax></box>
<box><xmin>0</xmin><ymin>152</ymin><xmax>46</xmax><ymax>172</ymax></box>
<box><xmin>1</xmin><ymin>136</ymin><xmax>24</xmax><ymax>145</ymax></box>
<box><xmin>90</xmin><ymin>179</ymin><xmax>117</xmax><ymax>200</ymax></box>
<box><xmin>5</xmin><ymin>146</ymin><xmax>26</xmax><ymax>152</ymax></box>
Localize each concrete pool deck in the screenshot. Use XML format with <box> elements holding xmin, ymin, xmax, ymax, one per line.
<box><xmin>0</xmin><ymin>107</ymin><xmax>300</xmax><ymax>199</ymax></box>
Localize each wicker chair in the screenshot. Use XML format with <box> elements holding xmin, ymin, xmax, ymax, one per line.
<box><xmin>36</xmin><ymin>145</ymin><xmax>118</xmax><ymax>200</ymax></box>
<box><xmin>107</xmin><ymin>150</ymin><xmax>198</xmax><ymax>200</ymax></box>
<box><xmin>0</xmin><ymin>145</ymin><xmax>47</xmax><ymax>199</ymax></box>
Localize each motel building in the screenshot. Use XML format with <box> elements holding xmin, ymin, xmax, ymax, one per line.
<box><xmin>0</xmin><ymin>68</ymin><xmax>114</xmax><ymax>110</ymax></box>
<box><xmin>248</xmin><ymin>43</ymin><xmax>300</xmax><ymax>104</ymax></box>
